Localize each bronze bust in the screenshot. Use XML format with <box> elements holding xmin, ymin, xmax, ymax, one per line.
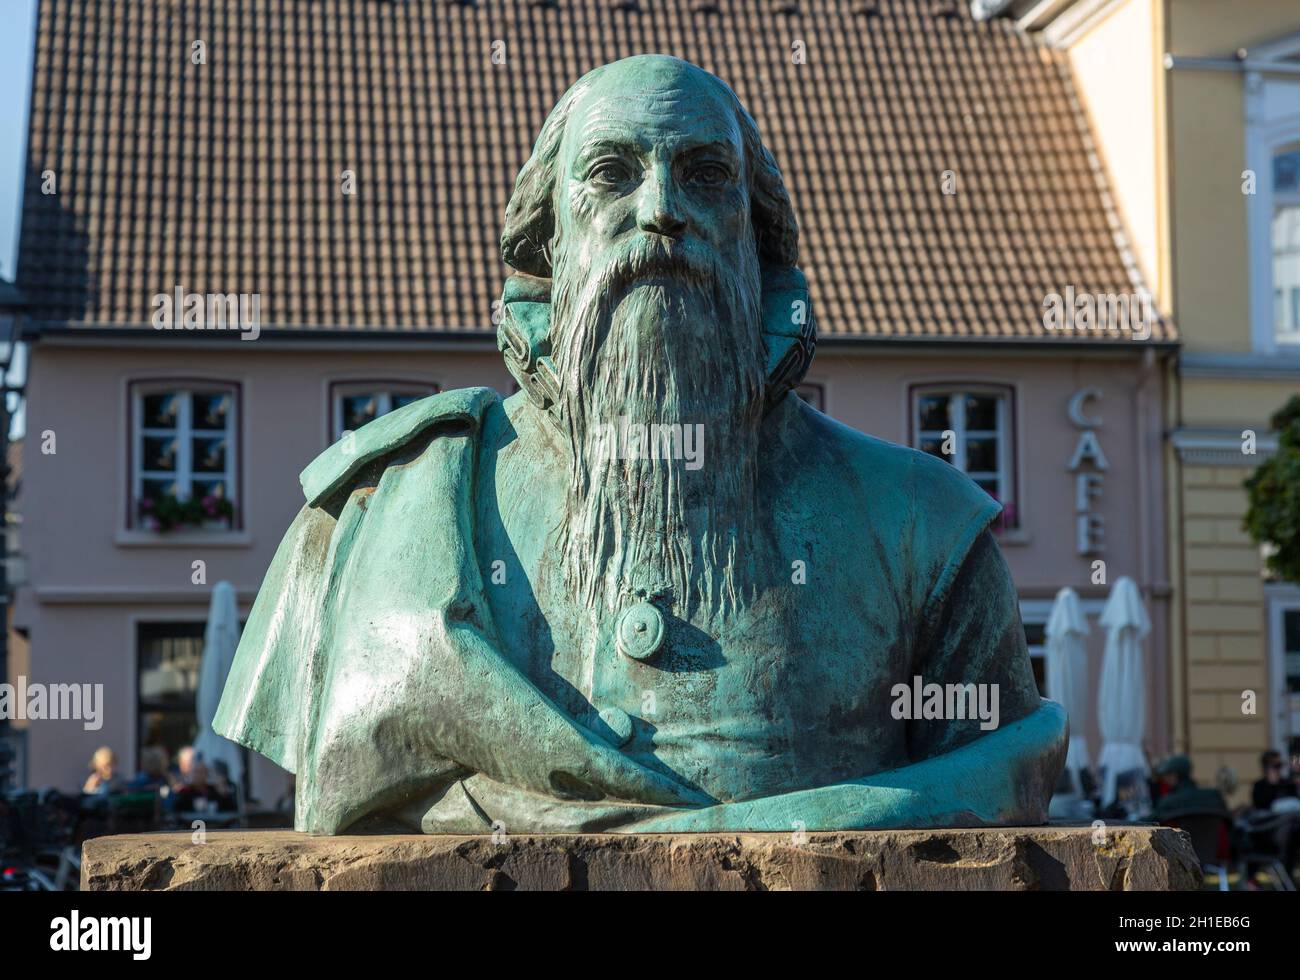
<box><xmin>215</xmin><ymin>55</ymin><xmax>1066</xmax><ymax>835</ymax></box>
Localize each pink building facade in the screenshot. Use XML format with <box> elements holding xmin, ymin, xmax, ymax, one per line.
<box><xmin>12</xmin><ymin>335</ymin><xmax>1172</xmax><ymax>803</ymax></box>
<box><xmin>8</xmin><ymin>0</ymin><xmax>1179</xmax><ymax>806</ymax></box>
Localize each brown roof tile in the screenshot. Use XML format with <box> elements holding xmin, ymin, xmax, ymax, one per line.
<box><xmin>17</xmin><ymin>0</ymin><xmax>1173</xmax><ymax>343</ymax></box>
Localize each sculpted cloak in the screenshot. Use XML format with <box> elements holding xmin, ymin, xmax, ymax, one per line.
<box><xmin>214</xmin><ymin>386</ymin><xmax>1064</xmax><ymax>835</ymax></box>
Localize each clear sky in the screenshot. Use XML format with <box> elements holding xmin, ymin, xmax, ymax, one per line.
<box><xmin>0</xmin><ymin>0</ymin><xmax>38</xmax><ymax>282</ymax></box>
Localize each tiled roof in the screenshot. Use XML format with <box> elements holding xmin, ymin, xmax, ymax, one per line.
<box><xmin>17</xmin><ymin>0</ymin><xmax>1174</xmax><ymax>343</ymax></box>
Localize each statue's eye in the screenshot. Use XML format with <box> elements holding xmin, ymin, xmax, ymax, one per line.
<box><xmin>589</xmin><ymin>161</ymin><xmax>634</xmax><ymax>187</ymax></box>
<box><xmin>688</xmin><ymin>163</ymin><xmax>731</xmax><ymax>186</ymax></box>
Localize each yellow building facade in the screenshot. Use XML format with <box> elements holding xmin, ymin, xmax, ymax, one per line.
<box><xmin>1003</xmin><ymin>0</ymin><xmax>1300</xmax><ymax>801</ymax></box>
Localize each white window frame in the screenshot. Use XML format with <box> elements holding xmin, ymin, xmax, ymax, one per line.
<box><xmin>911</xmin><ymin>384</ymin><xmax>1016</xmax><ymax>526</ymax></box>
<box><xmin>1019</xmin><ymin>597</ymin><xmax>1106</xmax><ymax>702</ymax></box>
<box><xmin>1266</xmin><ymin>583</ymin><xmax>1300</xmax><ymax>757</ymax></box>
<box><xmin>1271</xmin><ymin>145</ymin><xmax>1300</xmax><ymax>341</ymax></box>
<box><xmin>330</xmin><ymin>381</ymin><xmax>439</xmax><ymax>442</ymax></box>
<box><xmin>135</xmin><ymin>618</ymin><xmax>206</xmax><ymax>769</ymax></box>
<box><xmin>1242</xmin><ymin>36</ymin><xmax>1300</xmax><ymax>354</ymax></box>
<box><xmin>131</xmin><ymin>383</ymin><xmax>238</xmax><ymax>531</ymax></box>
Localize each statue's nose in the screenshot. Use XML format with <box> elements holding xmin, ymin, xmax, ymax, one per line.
<box><xmin>641</xmin><ymin>207</ymin><xmax>686</xmax><ymax>239</ymax></box>
<box><xmin>637</xmin><ymin>168</ymin><xmax>687</xmax><ymax>239</ymax></box>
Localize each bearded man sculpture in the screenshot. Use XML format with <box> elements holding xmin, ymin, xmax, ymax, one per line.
<box><xmin>215</xmin><ymin>55</ymin><xmax>1067</xmax><ymax>835</ymax></box>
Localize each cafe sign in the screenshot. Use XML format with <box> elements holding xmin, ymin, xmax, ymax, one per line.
<box><xmin>1067</xmin><ymin>387</ymin><xmax>1108</xmax><ymax>555</ymax></box>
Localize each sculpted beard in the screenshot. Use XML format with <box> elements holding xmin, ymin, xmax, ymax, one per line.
<box><xmin>550</xmin><ymin>228</ymin><xmax>767</xmax><ymax>621</ymax></box>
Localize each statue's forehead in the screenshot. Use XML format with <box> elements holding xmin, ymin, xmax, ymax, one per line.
<box><xmin>563</xmin><ymin>74</ymin><xmax>742</xmax><ymax>159</ymax></box>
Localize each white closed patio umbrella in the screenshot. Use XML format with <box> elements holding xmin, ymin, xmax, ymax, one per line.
<box><xmin>193</xmin><ymin>580</ymin><xmax>244</xmax><ymax>793</ymax></box>
<box><xmin>1045</xmin><ymin>586</ymin><xmax>1091</xmax><ymax>794</ymax></box>
<box><xmin>1096</xmin><ymin>576</ymin><xmax>1151</xmax><ymax>810</ymax></box>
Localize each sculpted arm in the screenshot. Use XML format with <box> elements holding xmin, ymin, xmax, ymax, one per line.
<box><xmin>390</xmin><ymin>604</ymin><xmax>715</xmax><ymax>809</ymax></box>
<box><xmin>624</xmin><ymin>531</ymin><xmax>1066</xmax><ymax>832</ymax></box>
<box><xmin>623</xmin><ymin>701</ymin><xmax>1065</xmax><ymax>832</ymax></box>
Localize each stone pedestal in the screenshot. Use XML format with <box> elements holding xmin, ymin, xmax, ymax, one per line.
<box><xmin>82</xmin><ymin>825</ymin><xmax>1200</xmax><ymax>891</ymax></box>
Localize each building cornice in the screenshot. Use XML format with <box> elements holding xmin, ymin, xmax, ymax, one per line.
<box><xmin>21</xmin><ymin>322</ymin><xmax>1180</xmax><ymax>355</ymax></box>
<box><xmin>23</xmin><ymin>324</ymin><xmax>502</xmax><ymax>353</ymax></box>
<box><xmin>1181</xmin><ymin>351</ymin><xmax>1300</xmax><ymax>380</ymax></box>
<box><xmin>1170</xmin><ymin>427</ymin><xmax>1278</xmax><ymax>466</ymax></box>
<box><xmin>34</xmin><ymin>587</ymin><xmax>257</xmax><ymax>606</ymax></box>
<box><xmin>1164</xmin><ymin>29</ymin><xmax>1300</xmax><ymax>77</ymax></box>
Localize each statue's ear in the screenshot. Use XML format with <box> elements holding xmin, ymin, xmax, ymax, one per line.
<box><xmin>497</xmin><ymin>265</ymin><xmax>817</xmax><ymax>417</ymax></box>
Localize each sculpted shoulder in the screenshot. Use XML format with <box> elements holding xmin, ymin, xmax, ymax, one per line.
<box><xmin>773</xmin><ymin>394</ymin><xmax>1002</xmax><ymax>556</ymax></box>
<box><xmin>299</xmin><ymin>386</ymin><xmax>501</xmax><ymax>508</ymax></box>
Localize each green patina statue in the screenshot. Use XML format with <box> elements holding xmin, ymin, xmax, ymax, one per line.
<box><xmin>215</xmin><ymin>55</ymin><xmax>1067</xmax><ymax>835</ymax></box>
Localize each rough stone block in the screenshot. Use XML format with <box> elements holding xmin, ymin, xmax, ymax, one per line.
<box><xmin>82</xmin><ymin>826</ymin><xmax>1201</xmax><ymax>891</ymax></box>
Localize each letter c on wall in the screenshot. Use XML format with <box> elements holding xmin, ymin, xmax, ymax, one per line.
<box><xmin>1067</xmin><ymin>387</ymin><xmax>1102</xmax><ymax>429</ymax></box>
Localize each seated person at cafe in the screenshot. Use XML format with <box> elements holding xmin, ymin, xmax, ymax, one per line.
<box><xmin>1153</xmin><ymin>754</ymin><xmax>1228</xmax><ymax>818</ymax></box>
<box><xmin>170</xmin><ymin>760</ymin><xmax>237</xmax><ymax>813</ymax></box>
<box><xmin>81</xmin><ymin>746</ymin><xmax>121</xmax><ymax>796</ymax></box>
<box><xmin>168</xmin><ymin>745</ymin><xmax>198</xmax><ymax>791</ymax></box>
<box><xmin>126</xmin><ymin>746</ymin><xmax>170</xmax><ymax>793</ymax></box>
<box><xmin>1252</xmin><ymin>750</ymin><xmax>1299</xmax><ymax>811</ymax></box>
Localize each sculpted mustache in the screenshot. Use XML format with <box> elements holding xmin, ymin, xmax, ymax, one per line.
<box><xmin>553</xmin><ymin>235</ymin><xmax>720</xmax><ymax>331</ymax></box>
<box><xmin>594</xmin><ymin>236</ymin><xmax>715</xmax><ymax>299</ymax></box>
